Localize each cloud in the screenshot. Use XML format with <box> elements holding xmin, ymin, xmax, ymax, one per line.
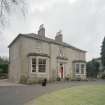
<box><xmin>1</xmin><ymin>0</ymin><xmax>105</xmax><ymax>61</ymax></box>
<box><xmin>69</xmin><ymin>0</ymin><xmax>77</xmax><ymax>4</ymax></box>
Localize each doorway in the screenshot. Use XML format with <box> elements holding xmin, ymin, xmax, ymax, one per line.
<box><xmin>57</xmin><ymin>63</ymin><xmax>64</xmax><ymax>79</ymax></box>
<box><xmin>60</xmin><ymin>63</ymin><xmax>63</xmax><ymax>78</ymax></box>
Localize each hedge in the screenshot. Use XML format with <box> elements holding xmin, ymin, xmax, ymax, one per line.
<box><xmin>0</xmin><ymin>64</ymin><xmax>8</xmax><ymax>73</ymax></box>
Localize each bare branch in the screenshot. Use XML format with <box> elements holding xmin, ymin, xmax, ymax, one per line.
<box><xmin>0</xmin><ymin>0</ymin><xmax>27</xmax><ymax>27</ymax></box>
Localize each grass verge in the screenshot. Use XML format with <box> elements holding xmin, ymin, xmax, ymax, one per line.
<box><xmin>26</xmin><ymin>85</ymin><xmax>105</xmax><ymax>105</ymax></box>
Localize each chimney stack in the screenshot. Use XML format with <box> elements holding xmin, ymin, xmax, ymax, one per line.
<box><xmin>55</xmin><ymin>30</ymin><xmax>63</xmax><ymax>42</ymax></box>
<box><xmin>38</xmin><ymin>24</ymin><xmax>45</xmax><ymax>37</ymax></box>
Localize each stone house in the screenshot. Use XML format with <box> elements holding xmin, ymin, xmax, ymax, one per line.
<box><xmin>8</xmin><ymin>25</ymin><xmax>87</xmax><ymax>83</ymax></box>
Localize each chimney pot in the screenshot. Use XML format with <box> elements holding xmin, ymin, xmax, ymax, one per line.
<box><xmin>38</xmin><ymin>24</ymin><xmax>45</xmax><ymax>37</ymax></box>
<box><xmin>55</xmin><ymin>30</ymin><xmax>63</xmax><ymax>42</ymax></box>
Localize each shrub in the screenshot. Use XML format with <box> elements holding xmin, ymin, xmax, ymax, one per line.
<box><xmin>0</xmin><ymin>64</ymin><xmax>8</xmax><ymax>73</ymax></box>
<box><xmin>65</xmin><ymin>74</ymin><xmax>70</xmax><ymax>81</ymax></box>
<box><xmin>101</xmin><ymin>74</ymin><xmax>105</xmax><ymax>79</ymax></box>
<box><xmin>0</xmin><ymin>73</ymin><xmax>8</xmax><ymax>79</ymax></box>
<box><xmin>76</xmin><ymin>77</ymin><xmax>81</xmax><ymax>81</ymax></box>
<box><xmin>27</xmin><ymin>77</ymin><xmax>44</xmax><ymax>85</ymax></box>
<box><xmin>19</xmin><ymin>75</ymin><xmax>28</xmax><ymax>84</ymax></box>
<box><xmin>71</xmin><ymin>76</ymin><xmax>81</xmax><ymax>81</ymax></box>
<box><xmin>27</xmin><ymin>79</ymin><xmax>37</xmax><ymax>85</ymax></box>
<box><xmin>56</xmin><ymin>77</ymin><xmax>61</xmax><ymax>81</ymax></box>
<box><xmin>65</xmin><ymin>77</ymin><xmax>69</xmax><ymax>81</ymax></box>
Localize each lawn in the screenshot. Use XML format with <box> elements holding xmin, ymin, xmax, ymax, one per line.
<box><xmin>27</xmin><ymin>85</ymin><xmax>105</xmax><ymax>105</ymax></box>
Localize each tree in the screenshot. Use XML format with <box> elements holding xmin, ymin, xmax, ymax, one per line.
<box><xmin>0</xmin><ymin>0</ymin><xmax>27</xmax><ymax>26</ymax></box>
<box><xmin>0</xmin><ymin>64</ymin><xmax>8</xmax><ymax>73</ymax></box>
<box><xmin>0</xmin><ymin>56</ymin><xmax>8</xmax><ymax>74</ymax></box>
<box><xmin>86</xmin><ymin>59</ymin><xmax>99</xmax><ymax>78</ymax></box>
<box><xmin>0</xmin><ymin>56</ymin><xmax>8</xmax><ymax>64</ymax></box>
<box><xmin>101</xmin><ymin>37</ymin><xmax>105</xmax><ymax>70</ymax></box>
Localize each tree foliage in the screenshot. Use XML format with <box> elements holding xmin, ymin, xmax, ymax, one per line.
<box><xmin>0</xmin><ymin>56</ymin><xmax>8</xmax><ymax>64</ymax></box>
<box><xmin>86</xmin><ymin>59</ymin><xmax>99</xmax><ymax>78</ymax></box>
<box><xmin>0</xmin><ymin>56</ymin><xmax>8</xmax><ymax>74</ymax></box>
<box><xmin>0</xmin><ymin>64</ymin><xmax>8</xmax><ymax>73</ymax></box>
<box><xmin>101</xmin><ymin>37</ymin><xmax>105</xmax><ymax>68</ymax></box>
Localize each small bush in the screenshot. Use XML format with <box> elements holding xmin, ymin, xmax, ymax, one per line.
<box><xmin>27</xmin><ymin>77</ymin><xmax>44</xmax><ymax>85</ymax></box>
<box><xmin>76</xmin><ymin>77</ymin><xmax>81</xmax><ymax>81</ymax></box>
<box><xmin>101</xmin><ymin>74</ymin><xmax>105</xmax><ymax>79</ymax></box>
<box><xmin>19</xmin><ymin>75</ymin><xmax>28</xmax><ymax>84</ymax></box>
<box><xmin>27</xmin><ymin>79</ymin><xmax>37</xmax><ymax>85</ymax></box>
<box><xmin>65</xmin><ymin>77</ymin><xmax>69</xmax><ymax>81</ymax></box>
<box><xmin>56</xmin><ymin>77</ymin><xmax>61</xmax><ymax>81</ymax></box>
<box><xmin>65</xmin><ymin>74</ymin><xmax>70</xmax><ymax>81</ymax></box>
<box><xmin>71</xmin><ymin>76</ymin><xmax>81</xmax><ymax>81</ymax></box>
<box><xmin>0</xmin><ymin>64</ymin><xmax>8</xmax><ymax>73</ymax></box>
<box><xmin>0</xmin><ymin>73</ymin><xmax>8</xmax><ymax>79</ymax></box>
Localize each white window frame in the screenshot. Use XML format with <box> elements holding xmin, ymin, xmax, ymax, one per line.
<box><xmin>75</xmin><ymin>63</ymin><xmax>86</xmax><ymax>75</ymax></box>
<box><xmin>38</xmin><ymin>58</ymin><xmax>46</xmax><ymax>73</ymax></box>
<box><xmin>30</xmin><ymin>56</ymin><xmax>47</xmax><ymax>74</ymax></box>
<box><xmin>80</xmin><ymin>63</ymin><xmax>85</xmax><ymax>74</ymax></box>
<box><xmin>75</xmin><ymin>63</ymin><xmax>80</xmax><ymax>74</ymax></box>
<box><xmin>30</xmin><ymin>57</ymin><xmax>37</xmax><ymax>73</ymax></box>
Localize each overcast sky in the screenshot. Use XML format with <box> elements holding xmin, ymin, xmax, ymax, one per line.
<box><xmin>0</xmin><ymin>0</ymin><xmax>105</xmax><ymax>61</ymax></box>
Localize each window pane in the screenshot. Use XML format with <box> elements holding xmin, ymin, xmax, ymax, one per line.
<box><xmin>32</xmin><ymin>66</ymin><xmax>36</xmax><ymax>69</ymax></box>
<box><xmin>43</xmin><ymin>59</ymin><xmax>46</xmax><ymax>64</ymax></box>
<box><xmin>76</xmin><ymin>64</ymin><xmax>79</xmax><ymax>73</ymax></box>
<box><xmin>32</xmin><ymin>69</ymin><xmax>36</xmax><ymax>72</ymax></box>
<box><xmin>81</xmin><ymin>64</ymin><xmax>85</xmax><ymax>74</ymax></box>
<box><xmin>81</xmin><ymin>64</ymin><xmax>85</xmax><ymax>68</ymax></box>
<box><xmin>38</xmin><ymin>59</ymin><xmax>46</xmax><ymax>72</ymax></box>
<box><xmin>32</xmin><ymin>65</ymin><xmax>36</xmax><ymax>67</ymax></box>
<box><xmin>32</xmin><ymin>58</ymin><xmax>36</xmax><ymax>72</ymax></box>
<box><xmin>39</xmin><ymin>59</ymin><xmax>43</xmax><ymax>64</ymax></box>
<box><xmin>32</xmin><ymin>58</ymin><xmax>36</xmax><ymax>64</ymax></box>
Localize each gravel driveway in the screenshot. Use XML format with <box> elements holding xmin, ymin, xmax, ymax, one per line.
<box><xmin>0</xmin><ymin>79</ymin><xmax>105</xmax><ymax>105</ymax></box>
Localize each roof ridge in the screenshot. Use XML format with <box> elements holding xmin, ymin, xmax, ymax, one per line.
<box><xmin>8</xmin><ymin>33</ymin><xmax>86</xmax><ymax>52</ymax></box>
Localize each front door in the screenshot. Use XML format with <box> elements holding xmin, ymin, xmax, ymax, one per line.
<box><xmin>60</xmin><ymin>64</ymin><xmax>63</xmax><ymax>78</ymax></box>
<box><xmin>58</xmin><ymin>63</ymin><xmax>64</xmax><ymax>79</ymax></box>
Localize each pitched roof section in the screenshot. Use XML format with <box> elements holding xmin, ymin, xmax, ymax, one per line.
<box><xmin>8</xmin><ymin>33</ymin><xmax>86</xmax><ymax>53</ymax></box>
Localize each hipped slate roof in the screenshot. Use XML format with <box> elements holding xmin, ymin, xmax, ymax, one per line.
<box><xmin>8</xmin><ymin>33</ymin><xmax>86</xmax><ymax>53</ymax></box>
